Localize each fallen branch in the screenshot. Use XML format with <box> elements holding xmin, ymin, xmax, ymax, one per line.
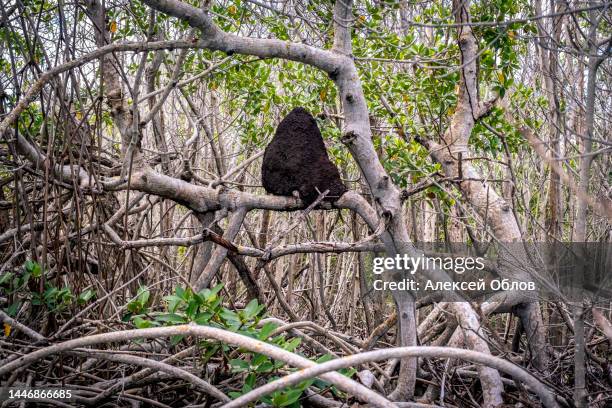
<box><xmin>68</xmin><ymin>349</ymin><xmax>229</xmax><ymax>402</ymax></box>
<box><xmin>0</xmin><ymin>324</ymin><xmax>395</xmax><ymax>408</ymax></box>
<box><xmin>224</xmin><ymin>346</ymin><xmax>559</xmax><ymax>408</ymax></box>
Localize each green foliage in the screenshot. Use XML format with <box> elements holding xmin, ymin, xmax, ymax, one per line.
<box><xmin>77</xmin><ymin>288</ymin><xmax>96</xmax><ymax>305</ymax></box>
<box><xmin>472</xmin><ymin>0</ymin><xmax>526</xmax><ymax>98</ymax></box>
<box><xmin>126</xmin><ymin>284</ymin><xmax>355</xmax><ymax>407</ymax></box>
<box><xmin>0</xmin><ymin>260</ymin><xmax>96</xmax><ymax>316</ymax></box>
<box><xmin>31</xmin><ymin>285</ymin><xmax>74</xmax><ymax>313</ymax></box>
<box><xmin>472</xmin><ymin>106</ymin><xmax>524</xmax><ymax>154</ymax></box>
<box><xmin>126</xmin><ymin>285</ymin><xmax>151</xmax><ymax>315</ymax></box>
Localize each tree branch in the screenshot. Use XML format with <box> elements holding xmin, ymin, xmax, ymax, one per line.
<box><xmin>226</xmin><ymin>345</ymin><xmax>559</xmax><ymax>408</ymax></box>
<box><xmin>140</xmin><ymin>0</ymin><xmax>345</xmax><ymax>74</ymax></box>
<box><xmin>0</xmin><ymin>324</ymin><xmax>395</xmax><ymax>408</ymax></box>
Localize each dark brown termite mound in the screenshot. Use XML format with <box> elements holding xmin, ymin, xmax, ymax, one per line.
<box><xmin>261</xmin><ymin>107</ymin><xmax>347</xmax><ymax>205</ymax></box>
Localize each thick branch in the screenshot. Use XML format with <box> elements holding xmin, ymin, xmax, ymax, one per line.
<box><xmin>140</xmin><ymin>0</ymin><xmax>344</xmax><ymax>74</ymax></box>
<box><xmin>69</xmin><ymin>350</ymin><xmax>228</xmax><ymax>402</ymax></box>
<box><xmin>0</xmin><ymin>324</ymin><xmax>395</xmax><ymax>408</ymax></box>
<box><xmin>226</xmin><ymin>345</ymin><xmax>559</xmax><ymax>408</ymax></box>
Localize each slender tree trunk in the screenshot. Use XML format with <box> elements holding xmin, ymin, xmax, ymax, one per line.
<box><xmin>534</xmin><ymin>0</ymin><xmax>563</xmax><ymax>240</ymax></box>
<box><xmin>572</xmin><ymin>7</ymin><xmax>603</xmax><ymax>405</ymax></box>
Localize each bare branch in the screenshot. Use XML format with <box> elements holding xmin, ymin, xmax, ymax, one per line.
<box><xmin>226</xmin><ymin>345</ymin><xmax>559</xmax><ymax>408</ymax></box>
<box><xmin>0</xmin><ymin>324</ymin><xmax>395</xmax><ymax>408</ymax></box>
<box><xmin>69</xmin><ymin>350</ymin><xmax>229</xmax><ymax>402</ymax></box>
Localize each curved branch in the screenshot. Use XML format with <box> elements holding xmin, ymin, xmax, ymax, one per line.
<box><xmin>224</xmin><ymin>346</ymin><xmax>559</xmax><ymax>408</ymax></box>
<box><xmin>69</xmin><ymin>350</ymin><xmax>228</xmax><ymax>402</ymax></box>
<box><xmin>0</xmin><ymin>324</ymin><xmax>395</xmax><ymax>408</ymax></box>
<box><xmin>139</xmin><ymin>0</ymin><xmax>345</xmax><ymax>74</ymax></box>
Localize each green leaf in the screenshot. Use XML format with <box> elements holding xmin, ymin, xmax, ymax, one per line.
<box><xmin>44</xmin><ymin>287</ymin><xmax>58</xmax><ymax>301</ymax></box>
<box><xmin>163</xmin><ymin>295</ymin><xmax>183</xmax><ymax>313</ymax></box>
<box><xmin>170</xmin><ymin>335</ymin><xmax>184</xmax><ymax>346</ymax></box>
<box><xmin>229</xmin><ymin>359</ymin><xmax>250</xmax><ymax>372</ymax></box>
<box><xmin>280</xmin><ymin>388</ymin><xmax>303</xmax><ymax>406</ymax></box>
<box><xmin>155</xmin><ymin>313</ymin><xmax>186</xmax><ymax>324</ymax></box>
<box><xmin>283</xmin><ymin>337</ymin><xmax>301</xmax><ymax>352</ymax></box>
<box><xmin>256</xmin><ymin>361</ymin><xmax>274</xmax><ymax>372</ymax></box>
<box><xmin>127</xmin><ymin>301</ymin><xmax>142</xmax><ymax>314</ymax></box>
<box><xmin>24</xmin><ymin>260</ymin><xmax>42</xmax><ymax>278</ymax></box>
<box><xmin>137</xmin><ymin>286</ymin><xmax>150</xmax><ymax>306</ymax></box>
<box><xmin>210</xmin><ymin>283</ymin><xmax>224</xmax><ymax>295</ymax></box>
<box><xmin>243</xmin><ymin>299</ymin><xmax>260</xmax><ymax>318</ymax></box>
<box><xmin>251</xmin><ymin>353</ymin><xmax>268</xmax><ymax>366</ymax></box>
<box><xmin>228</xmin><ymin>391</ymin><xmax>243</xmax><ymax>399</ymax></box>
<box><xmin>315</xmin><ymin>354</ymin><xmax>334</xmax><ymax>364</ymax></box>
<box><xmin>133</xmin><ymin>316</ymin><xmax>153</xmax><ymax>329</ymax></box>
<box><xmin>5</xmin><ymin>301</ymin><xmax>20</xmax><ymax>316</ymax></box>
<box><xmin>23</xmin><ymin>259</ymin><xmax>35</xmax><ymax>273</ymax></box>
<box><xmin>221</xmin><ymin>309</ymin><xmax>240</xmax><ymax>323</ymax></box>
<box><xmin>245</xmin><ymin>373</ymin><xmax>256</xmax><ymax>389</ymax></box>
<box><xmin>194</xmin><ymin>311</ymin><xmax>213</xmax><ymax>325</ymax></box>
<box><xmin>175</xmin><ymin>286</ymin><xmax>186</xmax><ymax>300</ymax></box>
<box><xmin>272</xmin><ymin>392</ymin><xmax>288</xmax><ymax>407</ymax></box>
<box><xmin>258</xmin><ymin>321</ymin><xmax>278</xmax><ymax>340</ymax></box>
<box><xmin>185</xmin><ymin>299</ymin><xmax>199</xmax><ymax>317</ymax></box>
<box><xmin>77</xmin><ymin>289</ymin><xmax>96</xmax><ymax>305</ymax></box>
<box><xmin>0</xmin><ymin>272</ymin><xmax>13</xmax><ymax>286</ymax></box>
